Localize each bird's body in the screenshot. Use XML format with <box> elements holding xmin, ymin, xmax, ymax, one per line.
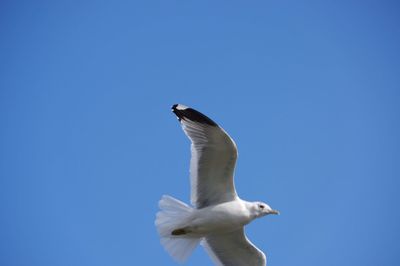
<box><xmin>155</xmin><ymin>104</ymin><xmax>278</xmax><ymax>266</ymax></box>
<box><xmin>174</xmin><ymin>199</ymin><xmax>252</xmax><ymax>237</ymax></box>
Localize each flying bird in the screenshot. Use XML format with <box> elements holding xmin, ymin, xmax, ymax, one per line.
<box><xmin>155</xmin><ymin>104</ymin><xmax>279</xmax><ymax>266</ymax></box>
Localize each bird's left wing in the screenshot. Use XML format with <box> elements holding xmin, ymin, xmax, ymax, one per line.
<box><xmin>202</xmin><ymin>228</ymin><xmax>266</xmax><ymax>266</ymax></box>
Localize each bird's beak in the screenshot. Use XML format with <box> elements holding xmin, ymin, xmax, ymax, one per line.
<box><xmin>269</xmin><ymin>209</ymin><xmax>280</xmax><ymax>215</ymax></box>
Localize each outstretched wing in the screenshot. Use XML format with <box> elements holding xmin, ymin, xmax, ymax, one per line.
<box><xmin>202</xmin><ymin>228</ymin><xmax>266</xmax><ymax>266</ymax></box>
<box><xmin>172</xmin><ymin>104</ymin><xmax>238</xmax><ymax>208</ymax></box>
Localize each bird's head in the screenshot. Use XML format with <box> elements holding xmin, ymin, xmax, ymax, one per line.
<box><xmin>251</xmin><ymin>201</ymin><xmax>279</xmax><ymax>218</ymax></box>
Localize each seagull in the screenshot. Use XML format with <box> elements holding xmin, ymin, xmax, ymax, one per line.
<box><xmin>155</xmin><ymin>104</ymin><xmax>279</xmax><ymax>266</ymax></box>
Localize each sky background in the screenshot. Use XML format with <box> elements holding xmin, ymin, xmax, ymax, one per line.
<box><xmin>1</xmin><ymin>1</ymin><xmax>400</xmax><ymax>266</ymax></box>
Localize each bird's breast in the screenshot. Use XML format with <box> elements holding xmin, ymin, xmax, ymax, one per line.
<box><xmin>187</xmin><ymin>201</ymin><xmax>251</xmax><ymax>235</ymax></box>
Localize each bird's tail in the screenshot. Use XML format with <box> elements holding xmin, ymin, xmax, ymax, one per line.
<box><xmin>155</xmin><ymin>195</ymin><xmax>201</xmax><ymax>262</ymax></box>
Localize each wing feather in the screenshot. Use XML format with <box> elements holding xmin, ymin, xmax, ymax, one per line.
<box><xmin>202</xmin><ymin>228</ymin><xmax>266</xmax><ymax>266</ymax></box>
<box><xmin>172</xmin><ymin>104</ymin><xmax>238</xmax><ymax>208</ymax></box>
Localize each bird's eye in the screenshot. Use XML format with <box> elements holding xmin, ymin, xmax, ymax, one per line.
<box><xmin>259</xmin><ymin>204</ymin><xmax>264</xmax><ymax>209</ymax></box>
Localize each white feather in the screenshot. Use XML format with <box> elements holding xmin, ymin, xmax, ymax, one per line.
<box><xmin>155</xmin><ymin>195</ymin><xmax>201</xmax><ymax>262</ymax></box>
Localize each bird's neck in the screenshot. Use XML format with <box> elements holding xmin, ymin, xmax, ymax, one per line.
<box><xmin>242</xmin><ymin>200</ymin><xmax>258</xmax><ymax>221</ymax></box>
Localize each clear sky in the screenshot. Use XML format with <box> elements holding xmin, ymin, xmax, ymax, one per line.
<box><xmin>1</xmin><ymin>1</ymin><xmax>399</xmax><ymax>266</ymax></box>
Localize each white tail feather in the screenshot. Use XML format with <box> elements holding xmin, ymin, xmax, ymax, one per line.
<box><xmin>160</xmin><ymin>237</ymin><xmax>200</xmax><ymax>262</ymax></box>
<box><xmin>155</xmin><ymin>195</ymin><xmax>200</xmax><ymax>262</ymax></box>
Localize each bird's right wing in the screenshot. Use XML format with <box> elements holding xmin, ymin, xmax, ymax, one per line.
<box><xmin>172</xmin><ymin>104</ymin><xmax>238</xmax><ymax>209</ymax></box>
<box><xmin>202</xmin><ymin>228</ymin><xmax>266</xmax><ymax>266</ymax></box>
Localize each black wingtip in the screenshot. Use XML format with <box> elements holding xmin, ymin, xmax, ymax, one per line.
<box><xmin>171</xmin><ymin>104</ymin><xmax>218</xmax><ymax>126</ymax></box>
<box><xmin>171</xmin><ymin>104</ymin><xmax>182</xmax><ymax>121</ymax></box>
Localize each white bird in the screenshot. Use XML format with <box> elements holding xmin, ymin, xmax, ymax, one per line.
<box><xmin>155</xmin><ymin>104</ymin><xmax>279</xmax><ymax>266</ymax></box>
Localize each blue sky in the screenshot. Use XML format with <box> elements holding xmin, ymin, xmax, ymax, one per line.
<box><xmin>1</xmin><ymin>1</ymin><xmax>399</xmax><ymax>265</ymax></box>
